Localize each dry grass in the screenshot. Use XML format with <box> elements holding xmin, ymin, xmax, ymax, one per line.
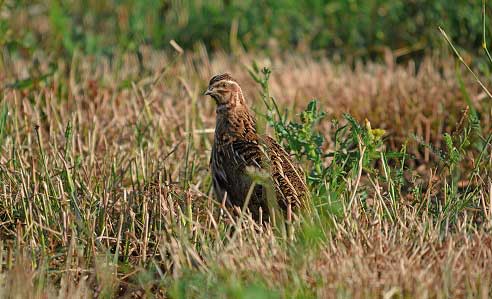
<box><xmin>0</xmin><ymin>49</ymin><xmax>491</xmax><ymax>298</ymax></box>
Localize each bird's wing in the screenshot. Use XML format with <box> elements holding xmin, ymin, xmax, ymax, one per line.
<box><xmin>261</xmin><ymin>136</ymin><xmax>308</xmax><ymax>209</ymax></box>
<box><xmin>212</xmin><ymin>139</ymin><xmax>264</xmax><ymax>188</ymax></box>
<box><xmin>230</xmin><ymin>139</ymin><xmax>263</xmax><ymax>169</ymax></box>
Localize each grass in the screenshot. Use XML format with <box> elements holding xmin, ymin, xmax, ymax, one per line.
<box><xmin>0</xmin><ymin>49</ymin><xmax>491</xmax><ymax>298</ymax></box>
<box><xmin>0</xmin><ymin>0</ymin><xmax>487</xmax><ymax>61</ymax></box>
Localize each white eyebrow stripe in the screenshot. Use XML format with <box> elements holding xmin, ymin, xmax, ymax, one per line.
<box><xmin>213</xmin><ymin>80</ymin><xmax>239</xmax><ymax>87</ymax></box>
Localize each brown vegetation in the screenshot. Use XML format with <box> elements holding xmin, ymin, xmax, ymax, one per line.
<box><xmin>0</xmin><ymin>49</ymin><xmax>491</xmax><ymax>298</ymax></box>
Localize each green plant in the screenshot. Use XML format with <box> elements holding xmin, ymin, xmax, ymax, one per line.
<box><xmin>249</xmin><ymin>66</ymin><xmax>397</xmax><ymax>219</ymax></box>
<box><xmin>2</xmin><ymin>0</ymin><xmax>486</xmax><ymax>60</ymax></box>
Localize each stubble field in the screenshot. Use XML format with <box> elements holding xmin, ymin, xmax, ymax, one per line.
<box><xmin>0</xmin><ymin>48</ymin><xmax>492</xmax><ymax>298</ymax></box>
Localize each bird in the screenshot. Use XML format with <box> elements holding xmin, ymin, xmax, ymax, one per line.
<box><xmin>204</xmin><ymin>73</ymin><xmax>308</xmax><ymax>222</ymax></box>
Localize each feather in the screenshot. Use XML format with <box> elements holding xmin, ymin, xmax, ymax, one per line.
<box><xmin>207</xmin><ymin>73</ymin><xmax>308</xmax><ymax>222</ymax></box>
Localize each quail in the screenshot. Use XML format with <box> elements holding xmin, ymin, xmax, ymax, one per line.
<box><xmin>205</xmin><ymin>73</ymin><xmax>308</xmax><ymax>222</ymax></box>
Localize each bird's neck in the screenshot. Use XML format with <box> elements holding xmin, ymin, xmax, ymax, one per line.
<box><xmin>215</xmin><ymin>93</ymin><xmax>257</xmax><ymax>144</ymax></box>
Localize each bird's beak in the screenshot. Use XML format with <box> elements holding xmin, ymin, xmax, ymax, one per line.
<box><xmin>204</xmin><ymin>88</ymin><xmax>213</xmax><ymax>96</ymax></box>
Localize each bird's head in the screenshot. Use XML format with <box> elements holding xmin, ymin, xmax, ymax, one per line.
<box><xmin>204</xmin><ymin>73</ymin><xmax>245</xmax><ymax>109</ymax></box>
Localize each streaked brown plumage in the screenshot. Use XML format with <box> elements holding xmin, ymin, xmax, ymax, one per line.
<box><xmin>205</xmin><ymin>73</ymin><xmax>308</xmax><ymax>221</ymax></box>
